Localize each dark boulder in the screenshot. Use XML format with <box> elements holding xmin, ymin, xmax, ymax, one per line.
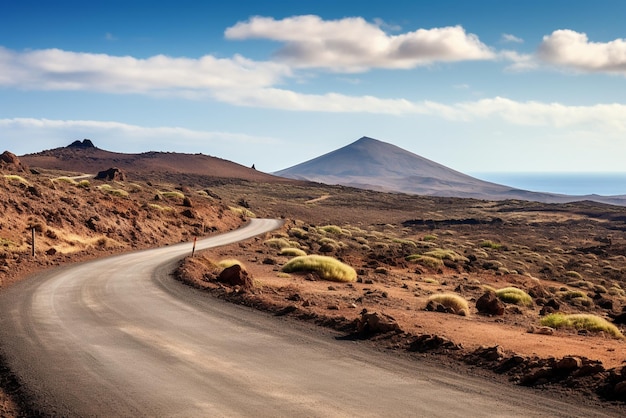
<box><xmin>217</xmin><ymin>264</ymin><xmax>253</xmax><ymax>289</ymax></box>
<box><xmin>0</xmin><ymin>151</ymin><xmax>28</xmax><ymax>172</ymax></box>
<box><xmin>476</xmin><ymin>290</ymin><xmax>505</xmax><ymax>316</ymax></box>
<box><xmin>95</xmin><ymin>167</ymin><xmax>126</xmax><ymax>181</ymax></box>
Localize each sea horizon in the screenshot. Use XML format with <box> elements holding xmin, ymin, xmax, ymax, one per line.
<box><xmin>470</xmin><ymin>172</ymin><xmax>626</xmax><ymax>197</ymax></box>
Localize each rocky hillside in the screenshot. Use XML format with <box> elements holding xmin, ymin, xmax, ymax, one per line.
<box><xmin>0</xmin><ymin>154</ymin><xmax>245</xmax><ymax>288</ymax></box>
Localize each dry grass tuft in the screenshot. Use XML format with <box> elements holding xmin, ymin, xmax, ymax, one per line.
<box><xmin>282</xmin><ymin>255</ymin><xmax>357</xmax><ymax>282</ymax></box>
<box><xmin>540</xmin><ymin>313</ymin><xmax>624</xmax><ymax>339</ymax></box>
<box><xmin>427</xmin><ymin>293</ymin><xmax>469</xmax><ymax>316</ymax></box>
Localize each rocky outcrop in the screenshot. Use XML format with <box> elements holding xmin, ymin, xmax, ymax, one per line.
<box><xmin>217</xmin><ymin>264</ymin><xmax>253</xmax><ymax>289</ymax></box>
<box><xmin>356</xmin><ymin>310</ymin><xmax>401</xmax><ymax>336</ymax></box>
<box><xmin>68</xmin><ymin>139</ymin><xmax>95</xmax><ymax>149</ymax></box>
<box><xmin>95</xmin><ymin>167</ymin><xmax>126</xmax><ymax>181</ymax></box>
<box><xmin>0</xmin><ymin>151</ymin><xmax>28</xmax><ymax>172</ymax></box>
<box><xmin>476</xmin><ymin>290</ymin><xmax>505</xmax><ymax>316</ymax></box>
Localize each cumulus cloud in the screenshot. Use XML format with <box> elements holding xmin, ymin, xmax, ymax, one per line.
<box><xmin>538</xmin><ymin>29</ymin><xmax>626</xmax><ymax>74</ymax></box>
<box><xmin>0</xmin><ymin>46</ymin><xmax>291</xmax><ymax>94</ymax></box>
<box><xmin>225</xmin><ymin>15</ymin><xmax>495</xmax><ymax>72</ymax></box>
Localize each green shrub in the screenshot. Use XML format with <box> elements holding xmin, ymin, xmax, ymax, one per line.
<box><xmin>229</xmin><ymin>207</ymin><xmax>256</xmax><ymax>218</ymax></box>
<box><xmin>3</xmin><ymin>174</ymin><xmax>30</xmax><ymax>186</ymax></box>
<box><xmin>427</xmin><ymin>293</ymin><xmax>469</xmax><ymax>316</ymax></box>
<box><xmin>495</xmin><ymin>287</ymin><xmax>533</xmax><ymax>306</ymax></box>
<box><xmin>480</xmin><ymin>240</ymin><xmax>502</xmax><ymax>250</ymax></box>
<box><xmin>160</xmin><ymin>191</ymin><xmax>185</xmax><ymax>199</ymax></box>
<box><xmin>280</xmin><ymin>247</ymin><xmax>307</xmax><ymax>257</ymax></box>
<box><xmin>422</xmin><ymin>234</ymin><xmax>437</xmax><ymax>241</ymax></box>
<box><xmin>406</xmin><ymin>254</ymin><xmax>443</xmax><ymax>269</ymax></box>
<box><xmin>53</xmin><ymin>176</ymin><xmax>78</xmax><ymax>185</ymax></box>
<box><xmin>282</xmin><ymin>255</ymin><xmax>357</xmax><ymax>282</ymax></box>
<box><xmin>264</xmin><ymin>238</ymin><xmax>292</xmax><ymax>249</ymax></box>
<box><xmin>77</xmin><ymin>180</ymin><xmax>90</xmax><ymax>188</ymax></box>
<box><xmin>565</xmin><ymin>271</ymin><xmax>583</xmax><ymax>279</ymax></box>
<box><xmin>392</xmin><ymin>238</ymin><xmax>417</xmax><ymax>247</ymax></box>
<box><xmin>318</xmin><ymin>225</ymin><xmax>344</xmax><ymax>235</ymax></box>
<box><xmin>540</xmin><ymin>314</ymin><xmax>624</xmax><ymax>339</ymax></box>
<box><xmin>422</xmin><ymin>249</ymin><xmax>468</xmax><ymax>262</ymax></box>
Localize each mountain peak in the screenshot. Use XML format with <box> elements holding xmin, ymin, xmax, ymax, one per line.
<box><xmin>67</xmin><ymin>139</ymin><xmax>96</xmax><ymax>149</ymax></box>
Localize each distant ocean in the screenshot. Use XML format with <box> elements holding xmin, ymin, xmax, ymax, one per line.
<box><xmin>470</xmin><ymin>173</ymin><xmax>626</xmax><ymax>196</ymax></box>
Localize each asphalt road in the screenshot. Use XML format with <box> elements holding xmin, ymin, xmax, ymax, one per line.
<box><xmin>0</xmin><ymin>219</ymin><xmax>616</xmax><ymax>417</ymax></box>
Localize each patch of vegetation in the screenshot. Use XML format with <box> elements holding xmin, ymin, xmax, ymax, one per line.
<box><xmin>480</xmin><ymin>240</ymin><xmax>502</xmax><ymax>250</ymax></box>
<box><xmin>217</xmin><ymin>259</ymin><xmax>246</xmax><ymax>271</ymax></box>
<box><xmin>229</xmin><ymin>206</ymin><xmax>256</xmax><ymax>218</ymax></box>
<box><xmin>392</xmin><ymin>238</ymin><xmax>417</xmax><ymax>247</ymax></box>
<box><xmin>288</xmin><ymin>227</ymin><xmax>308</xmax><ymax>239</ymax></box>
<box><xmin>422</xmin><ymin>234</ymin><xmax>438</xmax><ymax>242</ymax></box>
<box><xmin>77</xmin><ymin>180</ymin><xmax>90</xmax><ymax>188</ymax></box>
<box><xmin>0</xmin><ymin>237</ymin><xmax>16</xmax><ymax>248</ymax></box>
<box><xmin>264</xmin><ymin>238</ymin><xmax>292</xmax><ymax>249</ymax></box>
<box><xmin>318</xmin><ymin>225</ymin><xmax>344</xmax><ymax>235</ymax></box>
<box><xmin>427</xmin><ymin>293</ymin><xmax>469</xmax><ymax>316</ymax></box>
<box><xmin>406</xmin><ymin>254</ymin><xmax>444</xmax><ymax>269</ymax></box>
<box><xmin>3</xmin><ymin>174</ymin><xmax>30</xmax><ymax>186</ymax></box>
<box><xmin>422</xmin><ymin>249</ymin><xmax>468</xmax><ymax>262</ymax></box>
<box><xmin>423</xmin><ymin>278</ymin><xmax>439</xmax><ymax>284</ymax></box>
<box><xmin>540</xmin><ymin>314</ymin><xmax>624</xmax><ymax>339</ymax></box>
<box><xmin>565</xmin><ymin>271</ymin><xmax>583</xmax><ymax>279</ymax></box>
<box><xmin>282</xmin><ymin>255</ymin><xmax>357</xmax><ymax>282</ymax></box>
<box><xmin>160</xmin><ymin>191</ymin><xmax>185</xmax><ymax>199</ymax></box>
<box><xmin>279</xmin><ymin>247</ymin><xmax>307</xmax><ymax>257</ymax></box>
<box><xmin>53</xmin><ymin>176</ymin><xmax>78</xmax><ymax>185</ymax></box>
<box><xmin>495</xmin><ymin>287</ymin><xmax>533</xmax><ymax>306</ymax></box>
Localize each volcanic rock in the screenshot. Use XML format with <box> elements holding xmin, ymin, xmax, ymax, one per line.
<box><xmin>217</xmin><ymin>264</ymin><xmax>252</xmax><ymax>289</ymax></box>
<box><xmin>476</xmin><ymin>290</ymin><xmax>505</xmax><ymax>316</ymax></box>
<box><xmin>68</xmin><ymin>139</ymin><xmax>95</xmax><ymax>149</ymax></box>
<box><xmin>96</xmin><ymin>167</ymin><xmax>126</xmax><ymax>181</ymax></box>
<box><xmin>0</xmin><ymin>151</ymin><xmax>28</xmax><ymax>172</ymax></box>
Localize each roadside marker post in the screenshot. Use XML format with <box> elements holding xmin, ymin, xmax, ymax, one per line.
<box><xmin>192</xmin><ymin>237</ymin><xmax>197</xmax><ymax>257</ymax></box>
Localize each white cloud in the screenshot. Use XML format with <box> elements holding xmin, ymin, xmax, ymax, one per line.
<box><xmin>225</xmin><ymin>15</ymin><xmax>495</xmax><ymax>72</ymax></box>
<box><xmin>501</xmin><ymin>33</ymin><xmax>523</xmax><ymax>44</ymax></box>
<box><xmin>210</xmin><ymin>87</ymin><xmax>626</xmax><ymax>132</ymax></box>
<box><xmin>0</xmin><ymin>46</ymin><xmax>291</xmax><ymax>94</ymax></box>
<box><xmin>499</xmin><ymin>50</ymin><xmax>538</xmax><ymax>71</ymax></box>
<box><xmin>538</xmin><ymin>29</ymin><xmax>626</xmax><ymax>74</ymax></box>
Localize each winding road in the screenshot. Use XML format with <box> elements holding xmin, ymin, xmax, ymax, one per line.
<box><xmin>0</xmin><ymin>219</ymin><xmax>615</xmax><ymax>416</ymax></box>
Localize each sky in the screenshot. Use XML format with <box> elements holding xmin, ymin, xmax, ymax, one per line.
<box><xmin>2</xmin><ymin>0</ymin><xmax>626</xmax><ymax>177</ymax></box>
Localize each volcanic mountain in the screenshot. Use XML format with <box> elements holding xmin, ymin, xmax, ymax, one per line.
<box><xmin>274</xmin><ymin>136</ymin><xmax>626</xmax><ymax>205</ymax></box>
<box><xmin>20</xmin><ymin>139</ymin><xmax>292</xmax><ymax>184</ymax></box>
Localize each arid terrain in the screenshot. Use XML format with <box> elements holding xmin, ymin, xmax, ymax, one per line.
<box><xmin>1</xmin><ymin>145</ymin><xmax>626</xmax><ymax>415</ymax></box>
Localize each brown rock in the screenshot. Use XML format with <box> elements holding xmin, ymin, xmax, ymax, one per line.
<box><xmin>217</xmin><ymin>264</ymin><xmax>252</xmax><ymax>289</ymax></box>
<box><xmin>476</xmin><ymin>290</ymin><xmax>505</xmax><ymax>316</ymax></box>
<box><xmin>556</xmin><ymin>356</ymin><xmax>582</xmax><ymax>371</ymax></box>
<box><xmin>356</xmin><ymin>310</ymin><xmax>401</xmax><ymax>336</ymax></box>
<box><xmin>95</xmin><ymin>167</ymin><xmax>126</xmax><ymax>181</ymax></box>
<box><xmin>0</xmin><ymin>151</ymin><xmax>28</xmax><ymax>172</ymax></box>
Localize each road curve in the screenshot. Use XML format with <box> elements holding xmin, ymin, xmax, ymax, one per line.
<box><xmin>0</xmin><ymin>219</ymin><xmax>614</xmax><ymax>417</ymax></box>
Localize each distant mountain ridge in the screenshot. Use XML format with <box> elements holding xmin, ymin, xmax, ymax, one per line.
<box><xmin>275</xmin><ymin>136</ymin><xmax>626</xmax><ymax>206</ymax></box>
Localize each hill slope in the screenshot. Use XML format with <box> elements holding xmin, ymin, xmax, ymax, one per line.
<box><xmin>20</xmin><ymin>140</ymin><xmax>292</xmax><ymax>184</ymax></box>
<box><xmin>275</xmin><ymin>137</ymin><xmax>626</xmax><ymax>205</ymax></box>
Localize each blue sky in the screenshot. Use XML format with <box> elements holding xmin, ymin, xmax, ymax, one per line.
<box><xmin>2</xmin><ymin>0</ymin><xmax>626</xmax><ymax>176</ymax></box>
